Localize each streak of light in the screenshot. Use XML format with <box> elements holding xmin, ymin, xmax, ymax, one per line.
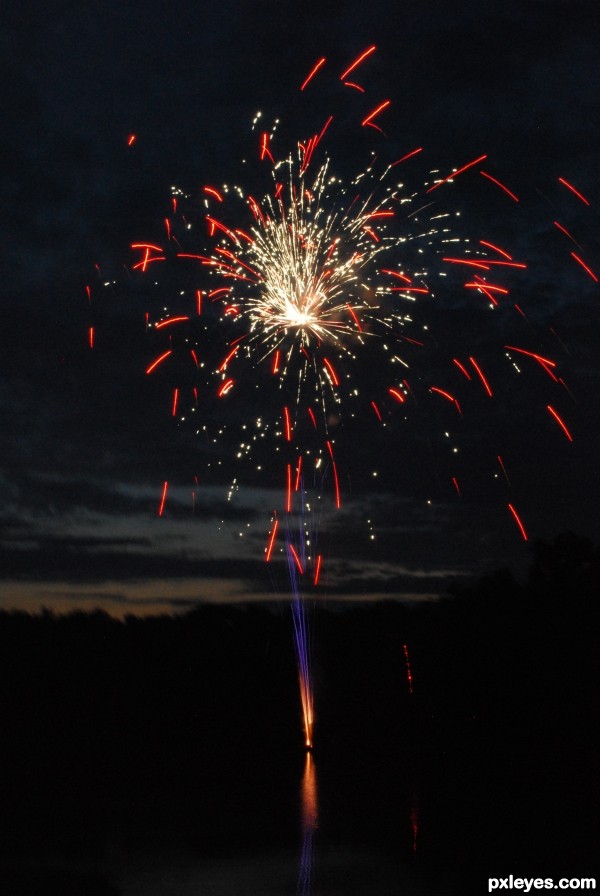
<box><xmin>300</xmin><ymin>56</ymin><xmax>326</xmax><ymax>91</ymax></box>
<box><xmin>155</xmin><ymin>316</ymin><xmax>189</xmax><ymax>329</ymax></box>
<box><xmin>313</xmin><ymin>555</ymin><xmax>322</xmax><ymax>586</ymax></box>
<box><xmin>469</xmin><ymin>356</ymin><xmax>493</xmax><ymax>397</ymax></box>
<box><xmin>146</xmin><ymin>350</ymin><xmax>173</xmax><ymax>375</ymax></box>
<box><xmin>339</xmin><ymin>45</ymin><xmax>377</xmax><ymax>80</ymax></box>
<box><xmin>570</xmin><ymin>252</ymin><xmax>598</xmax><ymax>282</ymax></box>
<box><xmin>480</xmin><ymin>240</ymin><xmax>512</xmax><ymax>260</ymax></box>
<box><xmin>265</xmin><ymin>517</ymin><xmax>279</xmax><ymax>562</ymax></box>
<box><xmin>558</xmin><ymin>176</ymin><xmax>590</xmax><ymax>206</ymax></box>
<box><xmin>157</xmin><ymin>481</ymin><xmax>168</xmax><ymax>517</ymax></box>
<box><xmin>479</xmin><ymin>170</ymin><xmax>519</xmax><ymax>202</ymax></box>
<box><xmin>426</xmin><ymin>154</ymin><xmax>487</xmax><ymax>194</ymax></box>
<box><xmin>361</xmin><ymin>99</ymin><xmax>391</xmax><ymax>128</ymax></box>
<box><xmin>507</xmin><ymin>503</ymin><xmax>528</xmax><ymax>541</ymax></box>
<box><xmin>547</xmin><ymin>404</ymin><xmax>573</xmax><ymax>441</ymax></box>
<box><xmin>289</xmin><ymin>544</ymin><xmax>304</xmax><ymax>575</ymax></box>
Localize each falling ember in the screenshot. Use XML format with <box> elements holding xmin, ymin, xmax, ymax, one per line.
<box><xmin>507</xmin><ymin>503</ymin><xmax>528</xmax><ymax>542</ymax></box>
<box><xmin>127</xmin><ymin>134</ymin><xmax>136</xmax><ymax>146</ymax></box>
<box><xmin>469</xmin><ymin>356</ymin><xmax>493</xmax><ymax>397</ymax></box>
<box><xmin>479</xmin><ymin>170</ymin><xmax>519</xmax><ymax>203</ymax></box>
<box><xmin>88</xmin><ymin>326</ymin><xmax>94</xmax><ymax>349</ymax></box>
<box><xmin>313</xmin><ymin>555</ymin><xmax>322</xmax><ymax>586</ymax></box>
<box><xmin>157</xmin><ymin>481</ymin><xmax>169</xmax><ymax>517</ymax></box>
<box><xmin>547</xmin><ymin>405</ymin><xmax>573</xmax><ymax>442</ymax></box>
<box><xmin>146</xmin><ymin>349</ymin><xmax>172</xmax><ymax>375</ymax></box>
<box><xmin>558</xmin><ymin>176</ymin><xmax>590</xmax><ymax>206</ymax></box>
<box><xmin>265</xmin><ymin>517</ymin><xmax>279</xmax><ymax>562</ymax></box>
<box><xmin>426</xmin><ymin>154</ymin><xmax>487</xmax><ymax>194</ymax></box>
<box><xmin>300</xmin><ymin>56</ymin><xmax>326</xmax><ymax>91</ymax></box>
<box><xmin>339</xmin><ymin>45</ymin><xmax>377</xmax><ymax>80</ymax></box>
<box><xmin>570</xmin><ymin>252</ymin><xmax>598</xmax><ymax>283</ymax></box>
<box><xmin>217</xmin><ymin>378</ymin><xmax>235</xmax><ymax>397</ymax></box>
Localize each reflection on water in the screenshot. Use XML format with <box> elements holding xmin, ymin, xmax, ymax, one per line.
<box><xmin>297</xmin><ymin>751</ymin><xmax>318</xmax><ymax>895</ymax></box>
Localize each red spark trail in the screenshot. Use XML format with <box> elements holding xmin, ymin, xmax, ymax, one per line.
<box><xmin>553</xmin><ymin>221</ymin><xmax>576</xmax><ymax>243</ymax></box>
<box><xmin>507</xmin><ymin>503</ymin><xmax>528</xmax><ymax>541</ymax></box>
<box><xmin>206</xmin><ymin>216</ymin><xmax>241</xmax><ymax>245</ymax></box>
<box><xmin>131</xmin><ymin>242</ymin><xmax>163</xmax><ymax>252</ymax></box>
<box><xmin>453</xmin><ymin>359</ymin><xmax>472</xmax><ymax>380</ymax></box>
<box><xmin>323</xmin><ymin>357</ymin><xmax>340</xmax><ymax>386</ymax></box>
<box><xmin>347</xmin><ymin>304</ymin><xmax>363</xmax><ymax>331</ymax></box>
<box><xmin>361</xmin><ymin>100</ymin><xmax>391</xmax><ymax>129</ymax></box>
<box><xmin>371</xmin><ymin>400</ymin><xmax>382</xmax><ymax>421</ymax></box>
<box><xmin>570</xmin><ymin>252</ymin><xmax>598</xmax><ymax>283</ymax></box>
<box><xmin>157</xmin><ymin>481</ymin><xmax>168</xmax><ymax>517</ymax></box>
<box><xmin>343</xmin><ymin>81</ymin><xmax>365</xmax><ymax>92</ymax></box>
<box><xmin>295</xmin><ymin>456</ymin><xmax>303</xmax><ymax>491</ymax></box>
<box><xmin>388</xmin><ymin>387</ymin><xmax>405</xmax><ymax>403</ymax></box>
<box><xmin>300</xmin><ymin>56</ymin><xmax>326</xmax><ymax>91</ymax></box>
<box><xmin>88</xmin><ymin>327</ymin><xmax>94</xmax><ymax>349</ymax></box>
<box><xmin>260</xmin><ymin>132</ymin><xmax>275</xmax><ymax>163</ymax></box>
<box><xmin>390</xmin><ymin>147</ymin><xmax>423</xmax><ymax>167</ymax></box>
<box><xmin>431</xmin><ymin>386</ymin><xmax>462</xmax><ymax>415</ymax></box>
<box><xmin>505</xmin><ymin>345</ymin><xmax>557</xmax><ymax>368</ymax></box>
<box><xmin>146</xmin><ymin>350</ymin><xmax>173</xmax><ymax>375</ymax></box>
<box><xmin>426</xmin><ymin>154</ymin><xmax>487</xmax><ymax>194</ymax></box>
<box><xmin>217</xmin><ymin>378</ymin><xmax>235</xmax><ymax>397</ymax></box>
<box><xmin>172</xmin><ymin>388</ymin><xmax>179</xmax><ymax>417</ymax></box>
<box><xmin>464</xmin><ymin>281</ymin><xmax>509</xmax><ymax>295</ymax></box>
<box><xmin>339</xmin><ymin>45</ymin><xmax>376</xmax><ymax>80</ymax></box>
<box><xmin>558</xmin><ymin>177</ymin><xmax>590</xmax><ymax>206</ymax></box>
<box><xmin>451</xmin><ymin>477</ymin><xmax>461</xmax><ymax>497</ymax></box>
<box><xmin>443</xmin><ymin>257</ymin><xmax>491</xmax><ymax>270</ymax></box>
<box><xmin>480</xmin><ymin>240</ymin><xmax>512</xmax><ymax>260</ymax></box>
<box><xmin>381</xmin><ymin>269</ymin><xmax>412</xmax><ymax>283</ymax></box>
<box><xmin>155</xmin><ymin>316</ymin><xmax>189</xmax><ymax>329</ymax></box>
<box><xmin>469</xmin><ymin>356</ymin><xmax>493</xmax><ymax>397</ymax></box>
<box><xmin>547</xmin><ymin>405</ymin><xmax>573</xmax><ymax>441</ymax></box>
<box><xmin>479</xmin><ymin>170</ymin><xmax>519</xmax><ymax>202</ymax></box>
<box><xmin>283</xmin><ymin>406</ymin><xmax>293</xmax><ymax>441</ymax></box>
<box><xmin>127</xmin><ymin>134</ymin><xmax>136</xmax><ymax>146</ymax></box>
<box><xmin>289</xmin><ymin>544</ymin><xmax>304</xmax><ymax>575</ymax></box>
<box><xmin>203</xmin><ymin>186</ymin><xmax>223</xmax><ymax>202</ymax></box>
<box><xmin>265</xmin><ymin>517</ymin><xmax>279</xmax><ymax>562</ymax></box>
<box><xmin>313</xmin><ymin>555</ymin><xmax>322</xmax><ymax>586</ymax></box>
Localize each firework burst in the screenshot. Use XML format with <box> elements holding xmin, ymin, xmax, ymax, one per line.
<box><xmin>99</xmin><ymin>45</ymin><xmax>594</xmax><ymax>749</ymax></box>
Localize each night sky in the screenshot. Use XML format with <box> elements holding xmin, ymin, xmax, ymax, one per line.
<box><xmin>2</xmin><ymin>0</ymin><xmax>599</xmax><ymax>616</ymax></box>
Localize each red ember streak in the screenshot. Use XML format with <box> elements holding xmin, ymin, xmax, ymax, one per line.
<box><xmin>339</xmin><ymin>45</ymin><xmax>376</xmax><ymax>80</ymax></box>
<box><xmin>558</xmin><ymin>177</ymin><xmax>590</xmax><ymax>206</ymax></box>
<box><xmin>507</xmin><ymin>503</ymin><xmax>528</xmax><ymax>541</ymax></box>
<box><xmin>157</xmin><ymin>481</ymin><xmax>168</xmax><ymax>517</ymax></box>
<box><xmin>300</xmin><ymin>56</ymin><xmax>326</xmax><ymax>91</ymax></box>
<box><xmin>547</xmin><ymin>405</ymin><xmax>573</xmax><ymax>441</ymax></box>
<box><xmin>426</xmin><ymin>155</ymin><xmax>487</xmax><ymax>194</ymax></box>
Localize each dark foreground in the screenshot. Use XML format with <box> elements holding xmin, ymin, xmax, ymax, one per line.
<box><xmin>0</xmin><ymin>534</ymin><xmax>598</xmax><ymax>894</ymax></box>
